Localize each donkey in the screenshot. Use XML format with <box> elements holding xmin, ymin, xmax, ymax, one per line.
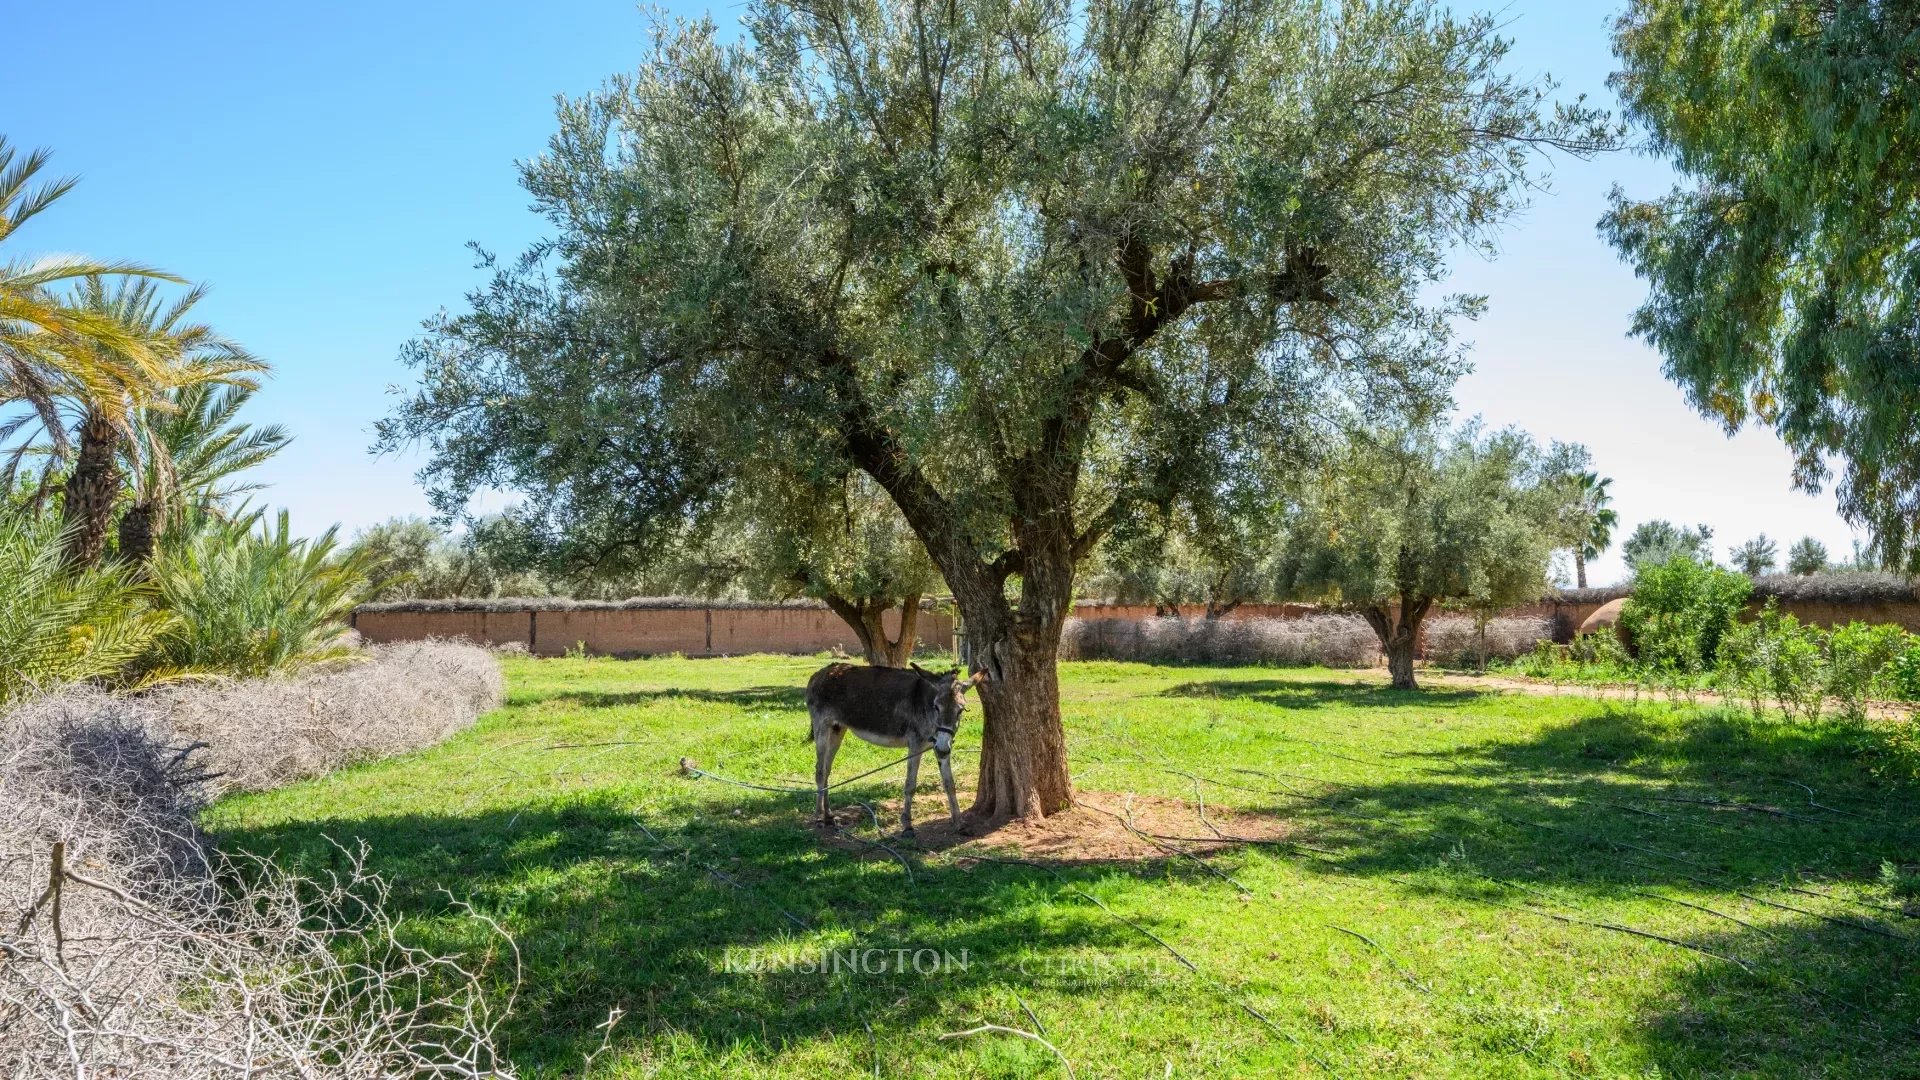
<box><xmin>805</xmin><ymin>662</ymin><xmax>984</xmax><ymax>836</ymax></box>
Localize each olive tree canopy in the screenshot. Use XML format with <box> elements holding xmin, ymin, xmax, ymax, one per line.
<box><xmin>380</xmin><ymin>0</ymin><xmax>1611</xmax><ymax>820</ymax></box>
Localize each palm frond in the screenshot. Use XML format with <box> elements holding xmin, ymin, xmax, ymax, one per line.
<box><xmin>0</xmin><ymin>515</ymin><xmax>173</xmax><ymax>706</ymax></box>
<box><xmin>139</xmin><ymin>508</ymin><xmax>374</xmax><ymax>679</ymax></box>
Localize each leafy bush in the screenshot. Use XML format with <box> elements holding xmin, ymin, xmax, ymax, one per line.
<box><xmin>142</xmin><ymin>509</ymin><xmax>374</xmax><ymax>678</ymax></box>
<box><xmin>1569</xmin><ymin>629</ymin><xmax>1634</xmax><ymax>668</ymax></box>
<box><xmin>1715</xmin><ymin>602</ymin><xmax>1826</xmax><ymax>720</ymax></box>
<box><xmin>1508</xmin><ymin>631</ymin><xmax>1635</xmax><ymax>683</ymax></box>
<box><xmin>1881</xmin><ymin>860</ymin><xmax>1920</xmax><ymax>901</ymax></box>
<box><xmin>1826</xmin><ymin>621</ymin><xmax>1909</xmax><ymax>721</ymax></box>
<box><xmin>1887</xmin><ymin>643</ymin><xmax>1920</xmax><ymax>702</ymax></box>
<box><xmin>1617</xmin><ymin>557</ymin><xmax>1752</xmax><ymax>674</ymax></box>
<box><xmin>0</xmin><ymin>515</ymin><xmax>173</xmax><ymax>706</ymax></box>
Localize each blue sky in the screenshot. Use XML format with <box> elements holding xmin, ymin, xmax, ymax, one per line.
<box><xmin>8</xmin><ymin>0</ymin><xmax>1867</xmax><ymax>586</ymax></box>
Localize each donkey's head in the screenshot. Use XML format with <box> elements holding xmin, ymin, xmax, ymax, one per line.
<box><xmin>912</xmin><ymin>664</ymin><xmax>986</xmax><ymax>754</ymax></box>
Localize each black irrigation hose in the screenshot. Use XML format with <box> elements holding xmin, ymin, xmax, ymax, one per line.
<box><xmin>1486</xmin><ymin>812</ymin><xmax>1914</xmax><ymax>943</ymax></box>
<box><xmin>1158</xmin><ymin>752</ymin><xmax>1915</xmax><ymax>934</ymax></box>
<box><xmin>1082</xmin><ymin>790</ymin><xmax>1585</xmax><ymax>1076</ymax></box>
<box><xmin>1076</xmin><ymin>799</ymin><xmax>1252</xmax><ymax>895</ymax></box>
<box><xmin>1201</xmin><ymin>710</ymin><xmax>1907</xmax><ymax>838</ymax></box>
<box><xmin>1481</xmin><ymin>875</ymin><xmax>1886</xmax><ymax>1033</ymax></box>
<box><xmin>676</xmin><ymin>760</ymin><xmax>918</xmax><ymax>882</ymax></box>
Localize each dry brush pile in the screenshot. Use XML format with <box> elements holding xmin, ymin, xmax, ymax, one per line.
<box><xmin>152</xmin><ymin>639</ymin><xmax>506</xmax><ymax>796</ymax></box>
<box><xmin>0</xmin><ymin>641</ymin><xmax>513</xmax><ymax>1078</ymax></box>
<box><xmin>1418</xmin><ymin>615</ymin><xmax>1555</xmax><ymax>668</ymax></box>
<box><xmin>1060</xmin><ymin>613</ymin><xmax>1554</xmax><ymax>669</ymax></box>
<box><xmin>1060</xmin><ymin>614</ymin><xmax>1385</xmax><ymax>667</ymax></box>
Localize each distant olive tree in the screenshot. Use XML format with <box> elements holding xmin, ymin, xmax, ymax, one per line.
<box><xmin>344</xmin><ymin>517</ymin><xmax>549</xmax><ymax>600</ymax></box>
<box><xmin>379</xmin><ymin>0</ymin><xmax>1612</xmax><ymax>819</ymax></box>
<box><xmin>1088</xmin><ymin>499</ymin><xmax>1279</xmax><ymax>618</ymax></box>
<box><xmin>1621</xmin><ymin>519</ymin><xmax>1714</xmax><ymax>575</ymax></box>
<box><xmin>1728</xmin><ymin>534</ymin><xmax>1778</xmax><ymax>577</ymax></box>
<box><xmin>1786</xmin><ymin>536</ymin><xmax>1829</xmax><ymax>576</ymax></box>
<box><xmin>730</xmin><ymin>473</ymin><xmax>943</xmax><ymax>667</ymax></box>
<box><xmin>1279</xmin><ymin>421</ymin><xmax>1577</xmax><ymax>689</ymax></box>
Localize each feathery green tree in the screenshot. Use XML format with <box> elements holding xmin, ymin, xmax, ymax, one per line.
<box><xmin>1786</xmin><ymin>535</ymin><xmax>1829</xmax><ymax>576</ymax></box>
<box><xmin>1606</xmin><ymin>0</ymin><xmax>1920</xmax><ymax>570</ymax></box>
<box><xmin>1729</xmin><ymin>534</ymin><xmax>1779</xmax><ymax>577</ymax></box>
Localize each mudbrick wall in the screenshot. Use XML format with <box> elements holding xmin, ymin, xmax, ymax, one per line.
<box><xmin>351</xmin><ymin>603</ymin><xmax>956</xmax><ymax>659</ymax></box>
<box><xmin>352</xmin><ymin>591</ymin><xmax>1920</xmax><ymax>658</ymax></box>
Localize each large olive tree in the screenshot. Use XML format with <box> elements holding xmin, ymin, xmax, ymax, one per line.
<box><xmin>1088</xmin><ymin>498</ymin><xmax>1280</xmax><ymax>618</ymax></box>
<box><xmin>380</xmin><ymin>0</ymin><xmax>1609</xmax><ymax>820</ymax></box>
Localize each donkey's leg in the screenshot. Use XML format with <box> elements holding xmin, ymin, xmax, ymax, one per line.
<box><xmin>814</xmin><ymin>724</ymin><xmax>845</xmax><ymax>825</ymax></box>
<box><xmin>936</xmin><ymin>748</ymin><xmax>962</xmax><ymax>826</ymax></box>
<box><xmin>901</xmin><ymin>738</ymin><xmax>924</xmax><ymax>837</ymax></box>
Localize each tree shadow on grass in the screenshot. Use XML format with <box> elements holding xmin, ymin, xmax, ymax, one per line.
<box><xmin>1211</xmin><ymin>703</ymin><xmax>1920</xmax><ymax>1076</ymax></box>
<box><xmin>213</xmin><ymin>790</ymin><xmax>1222</xmax><ymax>1076</ymax></box>
<box><xmin>1161</xmin><ymin>677</ymin><xmax>1492</xmax><ymax>710</ymax></box>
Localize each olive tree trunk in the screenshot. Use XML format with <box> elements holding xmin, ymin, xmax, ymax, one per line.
<box><xmin>1363</xmin><ymin>596</ymin><xmax>1432</xmax><ymax>691</ymax></box>
<box><xmin>59</xmin><ymin>411</ymin><xmax>122</xmax><ymax>569</ymax></box>
<box><xmin>824</xmin><ymin>594</ymin><xmax>922</xmax><ymax>667</ymax></box>
<box><xmin>953</xmin><ymin>586</ymin><xmax>1074</xmax><ymax>821</ymax></box>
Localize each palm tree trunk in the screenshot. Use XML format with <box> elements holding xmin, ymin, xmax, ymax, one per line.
<box><xmin>60</xmin><ymin>410</ymin><xmax>122</xmax><ymax>569</ymax></box>
<box><xmin>1575</xmin><ymin>551</ymin><xmax>1588</xmax><ymax>589</ymax></box>
<box><xmin>116</xmin><ymin>500</ymin><xmax>159</xmax><ymax>565</ymax></box>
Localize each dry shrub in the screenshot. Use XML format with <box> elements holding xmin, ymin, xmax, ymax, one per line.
<box><xmin>1421</xmin><ymin>615</ymin><xmax>1554</xmax><ymax>667</ymax></box>
<box><xmin>150</xmin><ymin>639</ymin><xmax>504</xmax><ymax>796</ymax></box>
<box><xmin>356</xmin><ymin>595</ymin><xmax>852</xmax><ymax>613</ymax></box>
<box><xmin>0</xmin><ymin>690</ymin><xmax>514</xmax><ymax>1078</ymax></box>
<box><xmin>1061</xmin><ymin>614</ymin><xmax>1381</xmax><ymax>667</ymax></box>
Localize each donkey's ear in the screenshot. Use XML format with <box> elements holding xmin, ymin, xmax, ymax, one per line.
<box><xmin>910</xmin><ymin>662</ymin><xmax>933</xmax><ymax>678</ymax></box>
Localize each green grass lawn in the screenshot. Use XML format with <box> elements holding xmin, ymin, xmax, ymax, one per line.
<box><xmin>206</xmin><ymin>655</ymin><xmax>1920</xmax><ymax>1078</ymax></box>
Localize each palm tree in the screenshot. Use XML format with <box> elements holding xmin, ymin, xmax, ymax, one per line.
<box><xmin>12</xmin><ymin>278</ymin><xmax>264</xmax><ymax>567</ymax></box>
<box><xmin>1572</xmin><ymin>471</ymin><xmax>1618</xmax><ymax>589</ymax></box>
<box><xmin>117</xmin><ymin>381</ymin><xmax>289</xmax><ymax>562</ymax></box>
<box><xmin>1</xmin><ymin>138</ymin><xmax>180</xmax><ymax>467</ymax></box>
<box><xmin>48</xmin><ymin>276</ymin><xmax>264</xmax><ymax>564</ymax></box>
<box><xmin>143</xmin><ymin>507</ymin><xmax>372</xmax><ymax>678</ymax></box>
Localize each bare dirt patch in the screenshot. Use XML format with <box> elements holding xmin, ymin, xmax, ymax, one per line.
<box><xmin>817</xmin><ymin>790</ymin><xmax>1303</xmax><ymax>865</ymax></box>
